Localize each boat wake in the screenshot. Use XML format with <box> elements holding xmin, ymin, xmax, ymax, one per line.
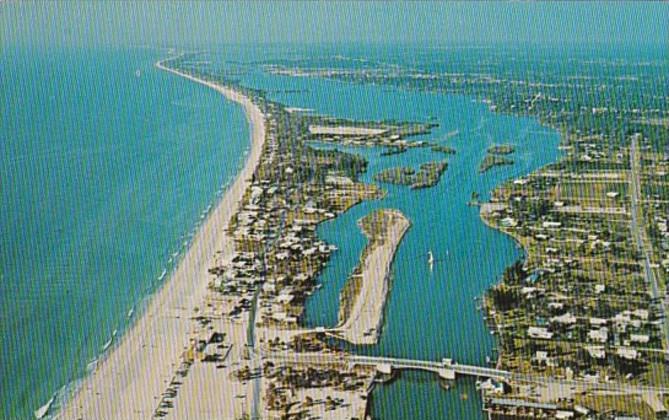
<box><xmin>34</xmin><ymin>394</ymin><xmax>55</xmax><ymax>419</ymax></box>
<box><xmin>101</xmin><ymin>329</ymin><xmax>118</xmax><ymax>353</ymax></box>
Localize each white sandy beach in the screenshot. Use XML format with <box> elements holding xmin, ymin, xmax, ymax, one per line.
<box><xmin>57</xmin><ymin>59</ymin><xmax>265</xmax><ymax>419</ymax></box>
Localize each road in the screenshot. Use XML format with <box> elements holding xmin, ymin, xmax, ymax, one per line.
<box><xmin>629</xmin><ymin>134</ymin><xmax>669</xmax><ymax>349</ymax></box>
<box><xmin>248</xmin><ymin>212</ymin><xmax>286</xmax><ymax>420</ymax></box>
<box><xmin>264</xmin><ymin>351</ymin><xmax>669</xmax><ymax>395</ymax></box>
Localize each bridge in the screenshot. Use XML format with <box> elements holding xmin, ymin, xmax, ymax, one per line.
<box><xmin>262</xmin><ymin>350</ymin><xmax>669</xmax><ymax>396</ymax></box>
<box><xmin>349</xmin><ymin>355</ymin><xmax>511</xmax><ymax>381</ymax></box>
<box><xmin>262</xmin><ymin>351</ymin><xmax>511</xmax><ymax>382</ymax></box>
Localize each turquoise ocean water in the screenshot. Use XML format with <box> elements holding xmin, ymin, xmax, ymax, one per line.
<box><xmin>0</xmin><ymin>47</ymin><xmax>250</xmax><ymax>418</ymax></box>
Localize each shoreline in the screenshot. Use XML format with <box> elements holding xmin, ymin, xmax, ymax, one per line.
<box><xmin>57</xmin><ymin>58</ymin><xmax>265</xmax><ymax>419</ymax></box>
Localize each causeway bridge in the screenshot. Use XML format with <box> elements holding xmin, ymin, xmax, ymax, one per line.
<box><xmin>263</xmin><ymin>351</ymin><xmax>511</xmax><ymax>381</ymax></box>
<box><xmin>263</xmin><ymin>351</ymin><xmax>669</xmax><ymax>395</ymax></box>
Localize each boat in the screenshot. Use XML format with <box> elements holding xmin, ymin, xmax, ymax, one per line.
<box><xmin>158</xmin><ymin>269</ymin><xmax>168</xmax><ymax>281</ymax></box>
<box><xmin>34</xmin><ymin>394</ymin><xmax>55</xmax><ymax>419</ymax></box>
<box><xmin>438</xmin><ymin>379</ymin><xmax>452</xmax><ymax>390</ymax></box>
<box><xmin>127</xmin><ymin>306</ymin><xmax>135</xmax><ymax>319</ymax></box>
<box><xmin>428</xmin><ymin>250</ymin><xmax>434</xmax><ymax>271</ymax></box>
<box><xmin>134</xmin><ymin>69</ymin><xmax>141</xmax><ymax>78</ymax></box>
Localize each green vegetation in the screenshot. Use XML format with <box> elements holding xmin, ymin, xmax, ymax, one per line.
<box><xmin>380</xmin><ymin>146</ymin><xmax>408</xmax><ymax>156</ymax></box>
<box><xmin>479</xmin><ymin>154</ymin><xmax>514</xmax><ymax>173</ymax></box>
<box><xmin>431</xmin><ymin>145</ymin><xmax>457</xmax><ymax>155</ymax></box>
<box><xmin>487</xmin><ymin>144</ymin><xmax>515</xmax><ymax>155</ymax></box>
<box><xmin>374</xmin><ymin>161</ymin><xmax>448</xmax><ymax>189</ymax></box>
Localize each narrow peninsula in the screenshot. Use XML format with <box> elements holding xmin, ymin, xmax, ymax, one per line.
<box><xmin>336</xmin><ymin>209</ymin><xmax>411</xmax><ymax>345</ymax></box>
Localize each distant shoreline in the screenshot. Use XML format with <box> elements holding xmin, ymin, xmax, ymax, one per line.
<box><xmin>56</xmin><ymin>57</ymin><xmax>265</xmax><ymax>419</ymax></box>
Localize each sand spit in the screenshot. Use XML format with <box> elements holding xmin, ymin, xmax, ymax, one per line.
<box><xmin>336</xmin><ymin>209</ymin><xmax>411</xmax><ymax>345</ymax></box>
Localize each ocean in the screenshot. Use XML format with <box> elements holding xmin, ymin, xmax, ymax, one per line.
<box><xmin>0</xmin><ymin>46</ymin><xmax>250</xmax><ymax>418</ymax></box>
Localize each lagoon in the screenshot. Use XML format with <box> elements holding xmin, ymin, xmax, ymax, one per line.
<box><xmin>223</xmin><ymin>53</ymin><xmax>561</xmax><ymax>418</ymax></box>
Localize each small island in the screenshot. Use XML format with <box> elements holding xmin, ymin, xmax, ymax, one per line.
<box><xmin>479</xmin><ymin>143</ymin><xmax>516</xmax><ymax>173</ymax></box>
<box><xmin>374</xmin><ymin>161</ymin><xmax>448</xmax><ymax>189</ymax></box>
<box><xmin>479</xmin><ymin>154</ymin><xmax>514</xmax><ymax>173</ymax></box>
<box><xmin>431</xmin><ymin>144</ymin><xmax>457</xmax><ymax>155</ymax></box>
<box><xmin>487</xmin><ymin>143</ymin><xmax>515</xmax><ymax>155</ymax></box>
<box><xmin>380</xmin><ymin>146</ymin><xmax>408</xmax><ymax>156</ymax></box>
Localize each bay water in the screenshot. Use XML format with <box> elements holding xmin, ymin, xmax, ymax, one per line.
<box><xmin>223</xmin><ymin>54</ymin><xmax>561</xmax><ymax>418</ymax></box>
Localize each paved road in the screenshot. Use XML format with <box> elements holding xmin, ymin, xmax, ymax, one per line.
<box><xmin>263</xmin><ymin>351</ymin><xmax>509</xmax><ymax>378</ymax></box>
<box><xmin>265</xmin><ymin>351</ymin><xmax>669</xmax><ymax>395</ymax></box>
<box><xmin>249</xmin><ymin>212</ymin><xmax>286</xmax><ymax>420</ymax></box>
<box><xmin>629</xmin><ymin>134</ymin><xmax>669</xmax><ymax>349</ymax></box>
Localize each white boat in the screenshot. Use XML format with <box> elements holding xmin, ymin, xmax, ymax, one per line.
<box><xmin>34</xmin><ymin>394</ymin><xmax>55</xmax><ymax>419</ymax></box>
<box><xmin>134</xmin><ymin>69</ymin><xmax>141</xmax><ymax>77</ymax></box>
<box><xmin>158</xmin><ymin>269</ymin><xmax>168</xmax><ymax>281</ymax></box>
<box><xmin>428</xmin><ymin>250</ymin><xmax>434</xmax><ymax>271</ymax></box>
<box><xmin>127</xmin><ymin>307</ymin><xmax>135</xmax><ymax>319</ymax></box>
